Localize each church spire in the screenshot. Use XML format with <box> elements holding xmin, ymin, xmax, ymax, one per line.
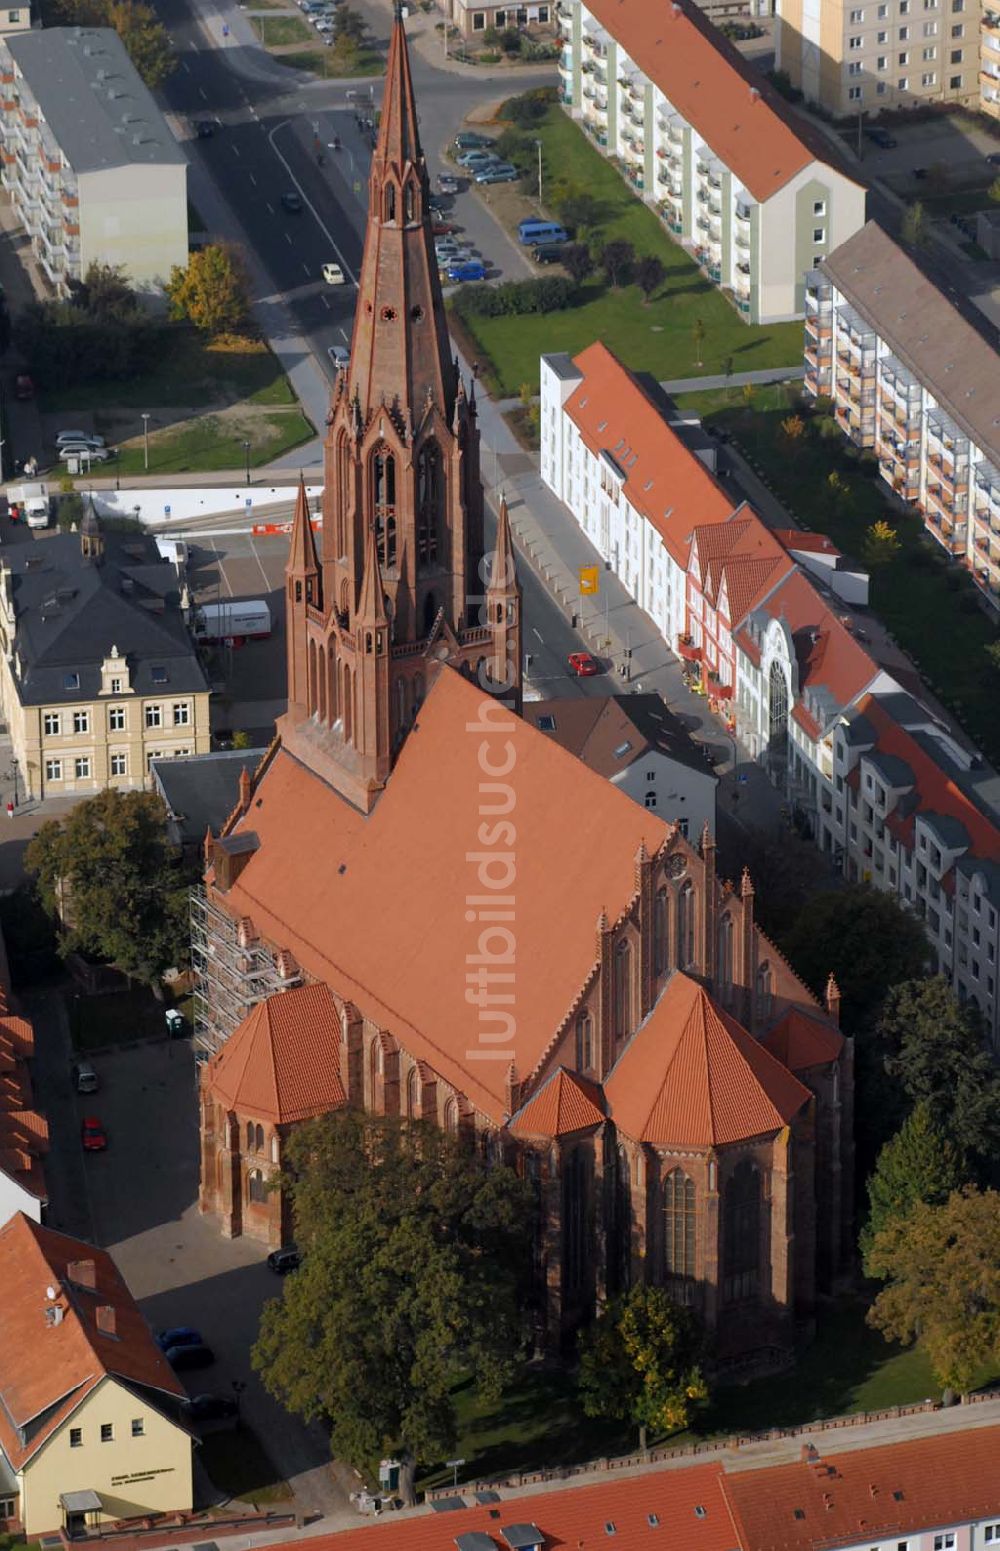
<box><xmin>287</xmin><ymin>475</ymin><xmax>319</xmax><ymax>591</ymax></box>
<box><xmin>485</xmin><ymin>494</ymin><xmax>522</xmax><ymax>713</ymax></box>
<box><xmin>285</xmin><ymin>475</ymin><xmax>320</xmax><ymax>716</ymax></box>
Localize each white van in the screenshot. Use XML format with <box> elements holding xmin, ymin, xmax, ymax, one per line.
<box><xmin>8</xmin><ymin>482</ymin><xmax>51</xmax><ymax>529</ymax></box>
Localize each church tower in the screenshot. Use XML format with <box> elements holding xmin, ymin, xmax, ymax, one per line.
<box><xmin>280</xmin><ymin>1</ymin><xmax>520</xmax><ymax>812</ymax></box>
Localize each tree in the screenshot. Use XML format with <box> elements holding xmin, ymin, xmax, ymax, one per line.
<box><xmin>13</xmin><ymin>260</ymin><xmax>163</xmax><ymax>387</ymax></box>
<box><xmin>167</xmin><ymin>244</ymin><xmax>252</xmax><ymax>337</ymax></box>
<box><xmin>779</xmin><ymin>883</ymin><xmax>928</xmax><ymax>1033</ymax></box>
<box><xmin>105</xmin><ymin>0</ymin><xmax>175</xmax><ymax>86</ymax></box>
<box><xmin>860</xmin><ymin>1100</ymin><xmax>966</xmax><ymax>1274</ymax></box>
<box><xmin>861</xmin><ymin>518</ymin><xmax>901</xmax><ymax>567</ymax></box>
<box><xmin>901</xmin><ymin>200</ymin><xmax>928</xmax><ymax>249</ymax></box>
<box><xmin>779</xmin><ymin>414</ymin><xmax>806</xmax><ymax>453</ymax></box>
<box><xmin>986</xmin><ymin>639</ymin><xmax>1000</xmax><ymax>673</ymax></box>
<box><xmin>252</xmin><ymin>1111</ymin><xmax>535</xmax><ymax>1471</ymax></box>
<box><xmin>879</xmin><ymin>977</ymin><xmax>1000</xmax><ymax>1168</ymax></box>
<box><xmin>635</xmin><ymin>254</ymin><xmax>666</xmax><ymax>303</ymax></box>
<box><xmin>561</xmin><ymin>242</ymin><xmax>594</xmax><ymax>284</ymax></box>
<box><xmin>332</xmin><ymin>3</ymin><xmax>365</xmax><ymax>40</ymax></box>
<box><xmin>692</xmin><ymin>316</ymin><xmax>706</xmax><ymax>367</ymax></box>
<box><xmin>866</xmin><ymin>1186</ymin><xmax>1000</xmax><ymax>1391</ymax></box>
<box><xmin>557</xmin><ymin>192</ymin><xmax>602</xmax><ymax>234</ymax></box>
<box><xmin>578</xmin><ymin>1285</ymin><xmax>707</xmax><ymax>1449</ymax></box>
<box><xmin>24</xmin><ymin>790</ymin><xmax>190</xmax><ymax>983</ymax></box>
<box><xmin>600</xmin><ymin>238</ymin><xmax>635</xmax><ymax>288</ymax></box>
<box><xmin>715</xmin><ymin>823</ymin><xmax>829</xmax><ymax>944</ymax></box>
<box><xmin>990</xmin><ymin>176</ymin><xmax>1000</xmax><ymax>205</ymax></box>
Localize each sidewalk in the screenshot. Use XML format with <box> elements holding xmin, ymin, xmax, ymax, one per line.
<box><xmin>495</xmin><ymin>366</ymin><xmax>805</xmax><ymax>413</ymax></box>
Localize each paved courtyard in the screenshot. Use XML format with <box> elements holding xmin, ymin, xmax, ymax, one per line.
<box><xmin>26</xmin><ymin>990</ymin><xmax>358</xmax><ymax>1524</ymax></box>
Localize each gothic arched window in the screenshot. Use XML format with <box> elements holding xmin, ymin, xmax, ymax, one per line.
<box><xmin>247</xmin><ymin>1168</ymin><xmax>266</xmax><ymax>1205</ymax></box>
<box><xmin>563</xmin><ymin>1147</ymin><xmax>590</xmax><ymax>1296</ymax></box>
<box><xmin>255</xmin><ymin>1123</ymin><xmax>264</xmax><ymax>1153</ymax></box>
<box><xmin>245</xmin><ymin>1121</ymin><xmax>254</xmax><ymax>1152</ymax></box>
<box><xmin>423</xmin><ymin>591</ymin><xmax>438</xmax><ymax>637</ymax></box>
<box><xmin>756</xmin><ymin>961</ymin><xmax>773</xmax><ymax>1022</ymax></box>
<box><xmin>416</xmin><ymin>442</ymin><xmax>441</xmax><ymax>565</ymax></box>
<box><xmin>406</xmin><ymin>1065</ymin><xmax>420</xmax><ymax>1118</ymax></box>
<box><xmin>384</xmin><ymin>182</ymin><xmax>396</xmax><ymax>222</ymax></box>
<box><xmin>575</xmin><ymin>1010</ymin><xmax>594</xmax><ymax>1073</ymax></box>
<box><xmin>372</xmin><ymin>446</ymin><xmax>396</xmax><ymax>567</ymax></box>
<box><xmin>663</xmin><ymin>1167</ymin><xmax>696</xmax><ymax>1293</ymax></box>
<box><xmin>677</xmin><ymin>880</ymin><xmax>695</xmax><ymax>970</ymax></box>
<box><xmin>717</xmin><ymin>913</ymin><xmax>734</xmax><ymax>1004</ymax></box>
<box><xmin>342</xmin><ymin>663</ymin><xmax>353</xmax><ymax>744</ymax></box>
<box><xmin>307</xmin><ymin>638</ymin><xmax>317</xmax><ymax>717</ymax></box>
<box><xmin>443</xmin><ymin>1097</ymin><xmax>459</xmax><ymax>1134</ymax></box>
<box><xmin>654</xmin><ymin>886</ymin><xmax>669</xmax><ymax>977</ymax></box>
<box><xmin>723</xmin><ymin>1160</ymin><xmax>761</xmax><ymax>1304</ymax></box>
<box><xmin>403</xmin><ymin>180</ymin><xmax>416</xmax><ymax>223</ymax></box>
<box><xmin>335</xmin><ymin>431</ymin><xmax>350</xmax><ymax>558</ymax></box>
<box><xmin>613</xmin><ymin>937</ymin><xmax>632</xmax><ymax>1042</ymax></box>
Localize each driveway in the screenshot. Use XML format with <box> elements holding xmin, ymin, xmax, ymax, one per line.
<box><xmin>28</xmin><ymin>1010</ymin><xmax>354</xmax><ymax>1524</ymax></box>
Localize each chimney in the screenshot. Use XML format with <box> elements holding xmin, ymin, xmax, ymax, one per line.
<box><xmin>801</xmin><ymin>1443</ymin><xmax>819</xmax><ymax>1463</ymax></box>
<box><xmin>67</xmin><ymin>1258</ymin><xmax>96</xmax><ymax>1289</ymax></box>
<box><xmin>96</xmin><ymin>1304</ymin><xmax>117</xmax><ymax>1337</ymax></box>
<box><xmin>750</xmin><ymin>85</ymin><xmax>761</xmax><ymax>100</ymax></box>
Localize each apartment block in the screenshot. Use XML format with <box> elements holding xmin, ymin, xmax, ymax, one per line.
<box><xmin>804</xmin><ymin>220</ymin><xmax>1000</xmax><ymax>610</ymax></box>
<box><xmin>445</xmin><ymin>0</ymin><xmax>553</xmax><ymax>42</ymax></box>
<box><xmin>984</xmin><ymin>4</ymin><xmax>1000</xmax><ymax>115</ymax></box>
<box><xmin>557</xmin><ymin>0</ymin><xmax>866</xmax><ymax>321</ymax></box>
<box><xmin>0</xmin><ymin>3</ymin><xmax>30</xmax><ymax>36</ymax></box>
<box><xmin>541</xmin><ymin>338</ymin><xmax>1000</xmax><ymax>1043</ymax></box>
<box><xmin>0</xmin><ymin>27</ymin><xmax>186</xmax><ymax>295</ymax></box>
<box><xmin>776</xmin><ymin>0</ymin><xmax>982</xmax><ymax>116</ymax></box>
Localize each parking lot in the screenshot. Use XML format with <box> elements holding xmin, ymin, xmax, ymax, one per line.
<box><xmin>27</xmin><ymin>990</ymin><xmax>353</xmax><ymax>1521</ymax></box>
<box><xmin>849</xmin><ymin>110</ymin><xmax>1000</xmax><ymax>192</ymax></box>
<box><xmin>187</xmin><ymin>531</ymin><xmax>291</xmax><ymax>742</ymax></box>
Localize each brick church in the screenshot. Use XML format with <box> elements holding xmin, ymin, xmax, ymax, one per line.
<box><xmin>196</xmin><ymin>6</ymin><xmax>853</xmax><ymax>1371</ymax></box>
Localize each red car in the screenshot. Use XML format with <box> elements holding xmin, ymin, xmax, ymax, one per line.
<box><xmin>431</xmin><ymin>221</ymin><xmax>456</xmax><ymax>236</ymax></box>
<box><xmin>81</xmin><ymin>1117</ymin><xmax>108</xmax><ymax>1152</ymax></box>
<box><xmin>14</xmin><ymin>374</ymin><xmax>34</xmax><ymax>401</ymax></box>
<box><xmin>568</xmin><ymin>651</ymin><xmax>600</xmax><ymax>677</ymax></box>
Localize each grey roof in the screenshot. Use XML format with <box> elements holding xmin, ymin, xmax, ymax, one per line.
<box><xmin>5</xmin><ymin>28</ymin><xmax>184</xmax><ymax>173</ymax></box>
<box><xmin>957</xmin><ymin>854</ymin><xmax>1000</xmax><ymax>907</ymax></box>
<box><xmin>501</xmin><ymin>1528</ymin><xmax>542</xmax><ymax>1549</ymax></box>
<box><xmin>920</xmin><ymin>811</ymin><xmax>972</xmax><ymax>851</ymax></box>
<box><xmin>866</xmin><ymin>750</ymin><xmax>914</xmax><ymax>790</ymax></box>
<box><xmin>542</xmin><ymin>351</ymin><xmax>581</xmax><ymax>383</ymax></box>
<box><xmin>822</xmin><ymin>221</ymin><xmax>1000</xmax><ymax>465</ymax></box>
<box><xmin>526</xmin><ymin>693</ymin><xmax>718</xmax><ymax>782</ymax></box>
<box><xmin>840</xmin><ymin>711</ymin><xmax>876</xmax><ymax>747</ymax></box>
<box><xmin>456</xmin><ymin>1536</ymin><xmax>497</xmax><ymax>1551</ymax></box>
<box><xmin>151</xmin><ymin>749</ymin><xmax>266</xmax><ymax>846</ymax></box>
<box><xmin>6</xmin><ymin>530</ymin><xmax>208</xmax><ymax>708</ymax></box>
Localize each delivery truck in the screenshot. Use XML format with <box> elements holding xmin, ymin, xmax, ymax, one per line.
<box><xmin>7</xmin><ymin>482</ymin><xmax>51</xmax><ymax>529</ymax></box>
<box><xmin>193</xmin><ymin>599</ymin><xmax>271</xmax><ymax>645</ymax></box>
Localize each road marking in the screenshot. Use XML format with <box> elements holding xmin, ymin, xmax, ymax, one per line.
<box><xmin>249</xmin><ymin>172</ymin><xmax>257</xmax><ymax>186</ymax></box>
<box><xmin>267</xmin><ymin>118</ymin><xmax>358</xmax><ymax>286</ymax></box>
<box><xmin>321</xmin><ymin>295</ymin><xmax>330</xmax><ymax>309</ymax></box>
<box><xmin>302</xmin><ymin>262</ymin><xmax>311</xmax><ymax>277</ymax></box>
<box><xmin>532</xmin><ymin>628</ymin><xmax>544</xmax><ymax>642</ymax></box>
<box><xmin>249</xmin><ymin>106</ymin><xmax>259</xmax><ymax>120</ymax></box>
<box><xmin>248</xmin><ymin>535</ymin><xmax>271</xmax><ymax>592</ymax></box>
<box><xmin>339</xmin><ymin>325</ymin><xmax>348</xmax><ymax>342</ymax></box>
<box><xmin>266</xmin><ymin>201</ymin><xmax>274</xmax><ymax>214</ymax></box>
<box><xmin>199</xmin><ymin>86</ymin><xmax>208</xmax><ymax>100</ymax></box>
<box><xmin>181</xmin><ymin>59</ymin><xmax>190</xmax><ymax>72</ymax></box>
<box><xmin>285</xmin><ymin>231</ymin><xmax>293</xmax><ymax>244</ymax></box>
<box><xmin>231</xmin><ymin>142</ymin><xmax>241</xmax><ymax>157</ymax></box>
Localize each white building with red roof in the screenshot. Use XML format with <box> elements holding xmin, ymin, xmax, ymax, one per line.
<box><xmin>555</xmin><ymin>0</ymin><xmax>866</xmax><ymax>321</ymax></box>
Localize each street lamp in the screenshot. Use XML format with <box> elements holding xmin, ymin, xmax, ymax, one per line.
<box><xmin>243</xmin><ymin>440</ymin><xmax>251</xmax><ymax>487</ymax></box>
<box><xmin>534</xmin><ymin>138</ymin><xmax>543</xmax><ymax>206</ymax></box>
<box><xmin>7</xmin><ymin>760</ymin><xmax>18</xmax><ymax>810</ymax></box>
<box><xmin>141</xmin><ymin>413</ymin><xmax>150</xmax><ymax>473</ymax></box>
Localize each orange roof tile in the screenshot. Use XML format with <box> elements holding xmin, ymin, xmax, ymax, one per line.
<box><xmin>857</xmin><ymin>696</ymin><xmax>1000</xmax><ymax>864</ymax></box>
<box><xmin>206</xmin><ymin>982</ymin><xmax>347</xmax><ymax>1125</ymax></box>
<box><xmin>723</xmin><ymin>1424</ymin><xmax>1000</xmax><ymax>1551</ymax></box>
<box><xmin>219</xmin><ymin>667</ymin><xmax>668</xmax><ymax>1124</ymax></box>
<box><xmin>605</xmin><ymin>972</ymin><xmax>811</xmax><ymax>1146</ymax></box>
<box><xmin>761</xmin><ymin>1008</ymin><xmax>843</xmax><ymax>1071</ymax></box>
<box><xmin>757</xmin><ymin>570</ymin><xmax>878</xmax><ymax>716</ymax></box>
<box><xmin>565</xmin><ymin>343</ymin><xmax>735</xmax><ymax>569</ymax></box>
<box><xmin>257</xmin><ymin>1460</ymin><xmax>735</xmax><ymax>1551</ymax></box>
<box><xmin>584</xmin><ymin>0</ymin><xmax>855</xmax><ymax>203</ymax></box>
<box><xmin>510</xmin><ymin>1067</ymin><xmax>606</xmax><ymax>1138</ymax></box>
<box><xmin>772</xmin><ymin>529</ymin><xmax>842</xmax><ymax>558</ymax></box>
<box><xmin>0</xmin><ymin>1214</ymin><xmax>185</xmax><ymax>1470</ymax></box>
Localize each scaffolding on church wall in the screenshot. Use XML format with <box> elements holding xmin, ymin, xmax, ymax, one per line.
<box><xmin>190</xmin><ymin>885</ymin><xmax>286</xmax><ymax>1055</ymax></box>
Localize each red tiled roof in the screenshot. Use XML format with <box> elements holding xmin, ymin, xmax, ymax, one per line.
<box><xmin>205</xmin><ymin>982</ymin><xmax>347</xmax><ymax>1125</ymax></box>
<box><xmin>791</xmin><ymin>702</ymin><xmax>822</xmax><ymax>741</ymax></box>
<box><xmin>605</xmin><ymin>972</ymin><xmax>811</xmax><ymax>1146</ymax></box>
<box><xmin>584</xmin><ymin>0</ymin><xmax>855</xmax><ymax>202</ymax></box>
<box><xmin>219</xmin><ymin>667</ymin><xmax>668</xmax><ymax>1124</ymax></box>
<box><xmin>564</xmin><ymin>343</ymin><xmax>735</xmax><ymax>569</ymax></box>
<box><xmin>772</xmin><ymin>529</ymin><xmax>842</xmax><ymax>558</ymax></box>
<box><xmin>857</xmin><ymin>696</ymin><xmax>1000</xmax><ymax>864</ymax></box>
<box><xmin>510</xmin><ymin>1067</ymin><xmax>605</xmax><ymax>1138</ymax></box>
<box><xmin>724</xmin><ymin>1424</ymin><xmax>1000</xmax><ymax>1551</ymax></box>
<box><xmin>260</xmin><ymin>1460</ymin><xmax>735</xmax><ymax>1551</ymax></box>
<box><xmin>757</xmin><ymin>570</ymin><xmax>878</xmax><ymax>717</ymax></box>
<box><xmin>0</xmin><ymin>1214</ymin><xmax>186</xmax><ymax>1470</ymax></box>
<box><xmin>761</xmin><ymin>1008</ymin><xmax>843</xmax><ymax>1071</ymax></box>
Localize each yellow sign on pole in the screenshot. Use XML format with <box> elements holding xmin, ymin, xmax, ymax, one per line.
<box><xmin>579</xmin><ymin>566</ymin><xmax>599</xmax><ymax>596</ymax></box>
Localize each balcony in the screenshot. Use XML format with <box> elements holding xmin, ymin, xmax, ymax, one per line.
<box><xmin>734</xmin><ymin>231</ymin><xmax>750</xmax><ymax>251</ymax></box>
<box><xmin>558</xmin><ymin>54</ymin><xmax>573</xmax><ymax>77</ymax></box>
<box><xmin>735</xmin><ymin>200</ymin><xmax>752</xmax><ymax>221</ymax></box>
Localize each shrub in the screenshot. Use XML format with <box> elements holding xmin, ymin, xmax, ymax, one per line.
<box><xmin>452</xmin><ymin>275</ymin><xmax>575</xmax><ymax>318</ymax></box>
<box><xmin>502</xmin><ymin>86</ymin><xmax>557</xmax><ymax>127</ymax></box>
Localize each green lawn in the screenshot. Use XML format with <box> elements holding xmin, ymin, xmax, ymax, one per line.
<box><xmin>450</xmin><ymin>102</ymin><xmax>803</xmax><ymax>396</ymax></box>
<box><xmin>113</xmin><ymin>409</ymin><xmax>314</xmax><ymax>476</ymax></box>
<box><xmin>417</xmin><ymin>1296</ymin><xmax>993</xmax><ymax>1491</ymax></box>
<box><xmin>40</xmin><ymin>330</ymin><xmax>296</xmax><ymax>413</ymax></box>
<box><xmin>281</xmin><ymin>43</ymin><xmax>383</xmax><ymax>74</ymax></box>
<box><xmin>674</xmin><ymin>389</ymin><xmax>1000</xmax><ymax>765</ymax></box>
<box><xmin>254</xmin><ymin>11</ymin><xmax>312</xmax><ymax>44</ymax></box>
<box><xmin>199</xmin><ymin>1424</ymin><xmax>293</xmax><ymax>1506</ymax></box>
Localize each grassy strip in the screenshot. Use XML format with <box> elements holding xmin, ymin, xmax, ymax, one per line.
<box><xmin>198</xmin><ymin>1423</ymin><xmax>293</xmax><ymax>1506</ymax></box>
<box><xmin>113</xmin><ymin>410</ymin><xmax>314</xmax><ymax>476</ymax></box>
<box><xmin>254</xmin><ymin>12</ymin><xmax>312</xmax><ymax>44</ymax></box>
<box><xmin>675</xmin><ymin>386</ymin><xmax>1000</xmax><ymax>764</ymax></box>
<box><xmin>40</xmin><ymin>331</ymin><xmax>295</xmax><ymax>413</ymax></box>
<box><xmin>448</xmin><ymin>101</ymin><xmax>802</xmax><ymax>395</ymax></box>
<box><xmin>280</xmin><ymin>43</ymin><xmax>383</xmax><ymax>74</ymax></box>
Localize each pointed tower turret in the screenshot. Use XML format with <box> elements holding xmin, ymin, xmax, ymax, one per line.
<box><xmin>485</xmin><ymin>494</ymin><xmax>522</xmax><ymax>713</ymax></box>
<box><xmin>355</xmin><ymin>519</ymin><xmax>391</xmax><ymax>788</ymax></box>
<box><xmin>285</xmin><ymin>476</ymin><xmax>320</xmax><ymax>716</ymax></box>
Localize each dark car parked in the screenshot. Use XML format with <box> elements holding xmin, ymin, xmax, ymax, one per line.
<box><xmin>165</xmin><ymin>1343</ymin><xmax>215</xmax><ymax>1371</ymax></box>
<box><xmin>267</xmin><ymin>1246</ymin><xmax>302</xmax><ymax>1274</ymax></box>
<box><xmin>186</xmin><ymin>1393</ymin><xmax>238</xmax><ymax>1421</ymax></box>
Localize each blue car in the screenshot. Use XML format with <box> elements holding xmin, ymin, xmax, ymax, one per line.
<box><xmin>447</xmin><ymin>260</ymin><xmax>486</xmax><ymax>283</ymax></box>
<box><xmin>155</xmin><ymin>1325</ymin><xmax>203</xmax><ymax>1352</ymax></box>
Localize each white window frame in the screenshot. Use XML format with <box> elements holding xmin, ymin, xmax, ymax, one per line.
<box><xmin>145</xmin><ymin>703</ymin><xmax>162</xmax><ymax>729</ymax></box>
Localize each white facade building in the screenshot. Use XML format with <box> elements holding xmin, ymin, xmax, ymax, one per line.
<box><xmin>0</xmin><ymin>28</ymin><xmax>187</xmax><ymax>295</ymax></box>
<box><xmin>542</xmin><ymin>337</ymin><xmax>1000</xmax><ymax>1045</ymax></box>
<box><xmin>556</xmin><ymin>0</ymin><xmax>867</xmax><ymax>321</ymax></box>
<box><xmin>805</xmin><ymin>220</ymin><xmax>1000</xmax><ymax>610</ymax></box>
